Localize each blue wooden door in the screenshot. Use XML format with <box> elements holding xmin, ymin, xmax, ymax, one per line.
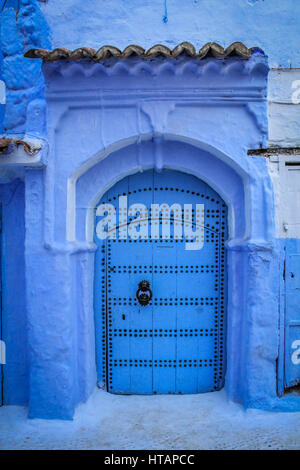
<box><xmin>94</xmin><ymin>170</ymin><xmax>227</xmax><ymax>394</ymax></box>
<box><xmin>284</xmin><ymin>243</ymin><xmax>300</xmax><ymax>389</ymax></box>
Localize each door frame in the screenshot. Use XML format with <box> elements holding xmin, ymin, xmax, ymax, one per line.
<box><xmin>94</xmin><ymin>169</ymin><xmax>228</xmax><ymax>394</ymax></box>
<box><xmin>75</xmin><ymin>133</ymin><xmax>279</xmax><ymax>409</ymax></box>
<box><xmin>280</xmin><ymin>242</ymin><xmax>300</xmax><ymax>394</ymax></box>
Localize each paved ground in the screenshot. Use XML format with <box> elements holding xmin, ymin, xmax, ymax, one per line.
<box><xmin>0</xmin><ymin>389</ymin><xmax>299</xmax><ymax>450</ymax></box>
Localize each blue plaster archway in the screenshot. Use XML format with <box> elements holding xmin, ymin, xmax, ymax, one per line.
<box><xmin>26</xmin><ymin>52</ymin><xmax>298</xmax><ymax>419</ymax></box>
<box><xmin>72</xmin><ymin>135</ymin><xmax>278</xmax><ymax>410</ymax></box>
<box><xmin>72</xmin><ymin>135</ymin><xmax>249</xmax><ymax>244</ymax></box>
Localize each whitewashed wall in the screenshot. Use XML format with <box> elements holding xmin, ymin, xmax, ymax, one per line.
<box><xmin>267</xmin><ymin>69</ymin><xmax>300</xmax><ymax>238</ymax></box>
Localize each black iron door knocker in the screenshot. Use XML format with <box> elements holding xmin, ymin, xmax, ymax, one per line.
<box><xmin>136</xmin><ymin>280</ymin><xmax>152</xmax><ymax>306</ymax></box>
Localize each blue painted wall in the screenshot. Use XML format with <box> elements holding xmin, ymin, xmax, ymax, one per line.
<box><xmin>0</xmin><ymin>180</ymin><xmax>27</xmax><ymax>405</ymax></box>
<box><xmin>0</xmin><ymin>0</ymin><xmax>48</xmax><ymax>406</ymax></box>
<box><xmin>0</xmin><ymin>0</ymin><xmax>49</xmax><ymax>134</ymax></box>
<box><xmin>0</xmin><ymin>50</ymin><xmax>4</xmax><ymax>134</ymax></box>
<box><xmin>40</xmin><ymin>0</ymin><xmax>300</xmax><ymax>68</ymax></box>
<box><xmin>1</xmin><ymin>0</ymin><xmax>300</xmax><ymax>137</ymax></box>
<box><xmin>0</xmin><ymin>0</ymin><xmax>299</xmax><ymax>139</ymax></box>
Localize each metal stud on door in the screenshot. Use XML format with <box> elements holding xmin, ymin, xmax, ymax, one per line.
<box><xmin>94</xmin><ymin>170</ymin><xmax>227</xmax><ymax>394</ymax></box>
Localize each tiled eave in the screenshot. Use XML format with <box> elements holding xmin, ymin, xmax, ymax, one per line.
<box><xmin>24</xmin><ymin>41</ymin><xmax>264</xmax><ymax>62</ymax></box>
<box><xmin>248</xmin><ymin>147</ymin><xmax>300</xmax><ymax>157</ymax></box>
<box><xmin>0</xmin><ymin>138</ymin><xmax>45</xmax><ymax>168</ymax></box>
<box><xmin>0</xmin><ymin>138</ymin><xmax>41</xmax><ymax>155</ymax></box>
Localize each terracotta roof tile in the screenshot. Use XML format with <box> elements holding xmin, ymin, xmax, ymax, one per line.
<box><xmin>0</xmin><ymin>138</ymin><xmax>41</xmax><ymax>155</ymax></box>
<box><xmin>25</xmin><ymin>42</ymin><xmax>263</xmax><ymax>62</ymax></box>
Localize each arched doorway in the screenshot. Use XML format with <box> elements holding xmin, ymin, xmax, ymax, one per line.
<box><xmin>94</xmin><ymin>169</ymin><xmax>227</xmax><ymax>394</ymax></box>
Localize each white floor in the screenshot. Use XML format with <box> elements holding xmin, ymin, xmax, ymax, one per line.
<box><xmin>0</xmin><ymin>389</ymin><xmax>299</xmax><ymax>450</ymax></box>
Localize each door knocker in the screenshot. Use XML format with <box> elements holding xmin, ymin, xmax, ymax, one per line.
<box><xmin>136</xmin><ymin>280</ymin><xmax>152</xmax><ymax>306</ymax></box>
